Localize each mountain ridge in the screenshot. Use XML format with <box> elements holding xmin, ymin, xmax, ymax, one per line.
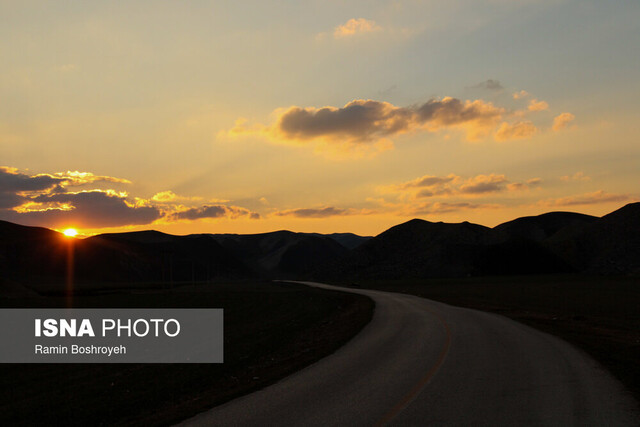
<box><xmin>1</xmin><ymin>203</ymin><xmax>638</xmax><ymax>292</ymax></box>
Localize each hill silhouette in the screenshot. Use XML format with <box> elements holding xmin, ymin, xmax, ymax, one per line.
<box><xmin>322</xmin><ymin>203</ymin><xmax>639</xmax><ymax>280</ymax></box>
<box><xmin>494</xmin><ymin>212</ymin><xmax>598</xmax><ymax>242</ymax></box>
<box><xmin>210</xmin><ymin>231</ymin><xmax>350</xmax><ymax>278</ymax></box>
<box><xmin>547</xmin><ymin>203</ymin><xmax>640</xmax><ymax>275</ymax></box>
<box><xmin>0</xmin><ymin>224</ymin><xmax>369</xmax><ymax>291</ymax></box>
<box><xmin>1</xmin><ymin>203</ymin><xmax>638</xmax><ymax>291</ymax></box>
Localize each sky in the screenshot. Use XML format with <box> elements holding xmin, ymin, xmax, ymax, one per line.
<box><xmin>1</xmin><ymin>0</ymin><xmax>639</xmax><ymax>237</ymax></box>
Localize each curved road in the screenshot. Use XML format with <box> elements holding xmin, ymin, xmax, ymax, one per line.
<box><xmin>181</xmin><ymin>281</ymin><xmax>639</xmax><ymax>426</ymax></box>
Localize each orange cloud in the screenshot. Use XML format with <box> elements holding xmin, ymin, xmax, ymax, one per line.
<box><xmin>151</xmin><ymin>190</ymin><xmax>207</xmax><ymax>203</ymax></box>
<box><xmin>513</xmin><ymin>90</ymin><xmax>529</xmax><ymax>99</ymax></box>
<box><xmin>403</xmin><ymin>201</ymin><xmax>501</xmax><ymax>216</ymax></box>
<box><xmin>226</xmin><ymin>97</ymin><xmax>513</xmax><ymax>157</ymax></box>
<box><xmin>166</xmin><ymin>205</ymin><xmax>259</xmax><ymax>221</ymax></box>
<box><xmin>539</xmin><ymin>190</ymin><xmax>634</xmax><ymax>207</ymax></box>
<box><xmin>152</xmin><ymin>191</ymin><xmax>178</xmax><ymax>202</ymax></box>
<box><xmin>381</xmin><ymin>173</ymin><xmax>541</xmax><ymax>201</ymax></box>
<box><xmin>4</xmin><ymin>190</ymin><xmax>161</xmax><ymax>229</ymax></box>
<box><xmin>560</xmin><ymin>172</ymin><xmax>590</xmax><ymax>182</ymax></box>
<box><xmin>274</xmin><ymin>206</ymin><xmax>373</xmax><ymax>218</ymax></box>
<box><xmin>52</xmin><ymin>171</ymin><xmax>132</xmax><ymax>186</ymax></box>
<box><xmin>333</xmin><ymin>18</ymin><xmax>381</xmax><ymax>38</ymax></box>
<box><xmin>552</xmin><ymin>112</ymin><xmax>575</xmax><ymax>131</ymax></box>
<box><xmin>0</xmin><ymin>166</ymin><xmax>260</xmax><ymax>230</ymax></box>
<box><xmin>528</xmin><ymin>99</ymin><xmax>549</xmax><ymax>112</ymax></box>
<box><xmin>507</xmin><ymin>178</ymin><xmax>542</xmax><ymax>191</ymax></box>
<box><xmin>459</xmin><ymin>174</ymin><xmax>509</xmax><ymax>194</ymax></box>
<box><xmin>494</xmin><ymin>121</ymin><xmax>538</xmax><ymax>141</ymax></box>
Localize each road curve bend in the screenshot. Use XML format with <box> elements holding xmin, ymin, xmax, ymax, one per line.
<box><xmin>180</xmin><ymin>281</ymin><xmax>639</xmax><ymax>426</ymax></box>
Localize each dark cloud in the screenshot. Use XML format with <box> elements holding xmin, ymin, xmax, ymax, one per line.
<box><xmin>385</xmin><ymin>173</ymin><xmax>540</xmax><ymax>201</ymax></box>
<box><xmin>0</xmin><ymin>168</ymin><xmax>62</xmax><ymax>192</ymax></box>
<box><xmin>459</xmin><ymin>175</ymin><xmax>508</xmax><ymax>194</ymax></box>
<box><xmin>409</xmin><ymin>202</ymin><xmax>497</xmax><ymax>215</ymax></box>
<box><xmin>277</xmin><ymin>100</ymin><xmax>413</xmax><ymax>141</ymax></box>
<box><xmin>0</xmin><ymin>192</ymin><xmax>26</xmax><ymax>210</ymax></box>
<box><xmin>275</xmin><ymin>207</ymin><xmax>350</xmax><ymax>218</ymax></box>
<box><xmin>541</xmin><ymin>191</ymin><xmax>634</xmax><ymax>207</ymax></box>
<box><xmin>0</xmin><ymin>167</ymin><xmax>63</xmax><ymax>208</ymax></box>
<box><xmin>414</xmin><ymin>98</ymin><xmax>500</xmax><ymax>127</ymax></box>
<box><xmin>231</xmin><ymin>97</ymin><xmax>505</xmax><ymax>148</ymax></box>
<box><xmin>403</xmin><ymin>175</ymin><xmax>456</xmax><ymax>189</ymax></box>
<box><xmin>415</xmin><ymin>188</ymin><xmax>453</xmax><ymax>198</ymax></box>
<box><xmin>472</xmin><ymin>79</ymin><xmax>503</xmax><ymax>91</ymax></box>
<box><xmin>276</xmin><ymin>98</ymin><xmax>501</xmax><ymax>142</ymax></box>
<box><xmin>168</xmin><ymin>205</ymin><xmax>257</xmax><ymax>221</ymax></box>
<box><xmin>1</xmin><ymin>166</ymin><xmax>262</xmax><ymax>229</ymax></box>
<box><xmin>507</xmin><ymin>178</ymin><xmax>542</xmax><ymax>191</ymax></box>
<box><xmin>1</xmin><ymin>191</ymin><xmax>161</xmax><ymax>228</ymax></box>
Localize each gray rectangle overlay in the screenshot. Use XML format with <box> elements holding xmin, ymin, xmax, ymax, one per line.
<box><xmin>0</xmin><ymin>309</ymin><xmax>223</xmax><ymax>363</ymax></box>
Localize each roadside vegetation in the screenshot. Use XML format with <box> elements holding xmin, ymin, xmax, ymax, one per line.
<box><xmin>0</xmin><ymin>281</ymin><xmax>373</xmax><ymax>425</ymax></box>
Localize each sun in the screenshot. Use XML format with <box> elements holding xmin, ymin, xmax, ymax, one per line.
<box><xmin>63</xmin><ymin>228</ymin><xmax>78</xmax><ymax>237</ymax></box>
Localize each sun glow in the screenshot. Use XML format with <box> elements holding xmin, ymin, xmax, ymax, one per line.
<box><xmin>63</xmin><ymin>228</ymin><xmax>78</xmax><ymax>237</ymax></box>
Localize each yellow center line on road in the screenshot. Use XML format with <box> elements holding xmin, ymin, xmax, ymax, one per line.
<box><xmin>374</xmin><ymin>305</ymin><xmax>453</xmax><ymax>426</ymax></box>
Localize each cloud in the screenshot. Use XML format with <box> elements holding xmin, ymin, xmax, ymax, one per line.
<box><xmin>167</xmin><ymin>204</ymin><xmax>258</xmax><ymax>221</ymax></box>
<box><xmin>0</xmin><ymin>167</ymin><xmax>63</xmax><ymax>208</ymax></box>
<box><xmin>528</xmin><ymin>99</ymin><xmax>549</xmax><ymax>112</ymax></box>
<box><xmin>405</xmin><ymin>201</ymin><xmax>500</xmax><ymax>215</ymax></box>
<box><xmin>560</xmin><ymin>172</ymin><xmax>590</xmax><ymax>182</ymax></box>
<box><xmin>2</xmin><ymin>190</ymin><xmax>161</xmax><ymax>228</ymax></box>
<box><xmin>381</xmin><ymin>173</ymin><xmax>540</xmax><ymax>201</ymax></box>
<box><xmin>150</xmin><ymin>190</ymin><xmax>207</xmax><ymax>203</ymax></box>
<box><xmin>459</xmin><ymin>174</ymin><xmax>508</xmax><ymax>194</ymax></box>
<box><xmin>507</xmin><ymin>178</ymin><xmax>542</xmax><ymax>191</ymax></box>
<box><xmin>0</xmin><ymin>167</ymin><xmax>151</xmax><ymax>228</ymax></box>
<box><xmin>152</xmin><ymin>190</ymin><xmax>179</xmax><ymax>202</ymax></box>
<box><xmin>472</xmin><ymin>79</ymin><xmax>503</xmax><ymax>91</ymax></box>
<box><xmin>0</xmin><ymin>166</ymin><xmax>259</xmax><ymax>230</ymax></box>
<box><xmin>0</xmin><ymin>167</ymin><xmax>134</xmax><ymax>209</ymax></box>
<box><xmin>333</xmin><ymin>18</ymin><xmax>381</xmax><ymax>38</ymax></box>
<box><xmin>274</xmin><ymin>206</ymin><xmax>370</xmax><ymax>218</ymax></box>
<box><xmin>513</xmin><ymin>90</ymin><xmax>529</xmax><ymax>99</ymax></box>
<box><xmin>52</xmin><ymin>170</ymin><xmax>132</xmax><ymax>186</ymax></box>
<box><xmin>552</xmin><ymin>112</ymin><xmax>575</xmax><ymax>131</ymax></box>
<box><xmin>227</xmin><ymin>97</ymin><xmax>509</xmax><ymax>156</ymax></box>
<box><xmin>539</xmin><ymin>190</ymin><xmax>634</xmax><ymax>207</ymax></box>
<box><xmin>395</xmin><ymin>174</ymin><xmax>458</xmax><ymax>190</ymax></box>
<box><xmin>494</xmin><ymin>120</ymin><xmax>537</xmax><ymax>141</ymax></box>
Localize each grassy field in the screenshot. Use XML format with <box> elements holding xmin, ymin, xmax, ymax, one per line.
<box><xmin>0</xmin><ymin>281</ymin><xmax>373</xmax><ymax>426</ymax></box>
<box><xmin>351</xmin><ymin>274</ymin><xmax>640</xmax><ymax>402</ymax></box>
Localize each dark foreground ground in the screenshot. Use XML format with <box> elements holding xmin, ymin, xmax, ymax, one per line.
<box><xmin>0</xmin><ymin>281</ymin><xmax>373</xmax><ymax>426</ymax></box>
<box><xmin>348</xmin><ymin>274</ymin><xmax>640</xmax><ymax>402</ymax></box>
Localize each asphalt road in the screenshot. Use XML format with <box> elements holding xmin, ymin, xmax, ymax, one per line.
<box><xmin>180</xmin><ymin>281</ymin><xmax>639</xmax><ymax>426</ymax></box>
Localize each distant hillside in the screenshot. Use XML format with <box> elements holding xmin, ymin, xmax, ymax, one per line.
<box><xmin>547</xmin><ymin>203</ymin><xmax>640</xmax><ymax>275</ymax></box>
<box><xmin>326</xmin><ymin>217</ymin><xmax>571</xmax><ymax>280</ymax></box>
<box><xmin>84</xmin><ymin>232</ymin><xmax>251</xmax><ymax>283</ymax></box>
<box><xmin>0</xmin><ymin>223</ymin><xmax>252</xmax><ymax>288</ymax></box>
<box><xmin>311</xmin><ymin>233</ymin><xmax>372</xmax><ymax>250</ymax></box>
<box><xmin>494</xmin><ymin>212</ymin><xmax>598</xmax><ymax>242</ymax></box>
<box><xmin>335</xmin><ymin>219</ymin><xmax>497</xmax><ymax>278</ymax></box>
<box><xmin>1</xmin><ymin>203</ymin><xmax>638</xmax><ymax>290</ymax></box>
<box><xmin>210</xmin><ymin>231</ymin><xmax>349</xmax><ymax>278</ymax></box>
<box><xmin>0</xmin><ymin>223</ymin><xmax>369</xmax><ymax>291</ymax></box>
<box><xmin>0</xmin><ymin>220</ymin><xmax>69</xmax><ymax>285</ymax></box>
<box><xmin>323</xmin><ymin>203</ymin><xmax>640</xmax><ymax>280</ymax></box>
